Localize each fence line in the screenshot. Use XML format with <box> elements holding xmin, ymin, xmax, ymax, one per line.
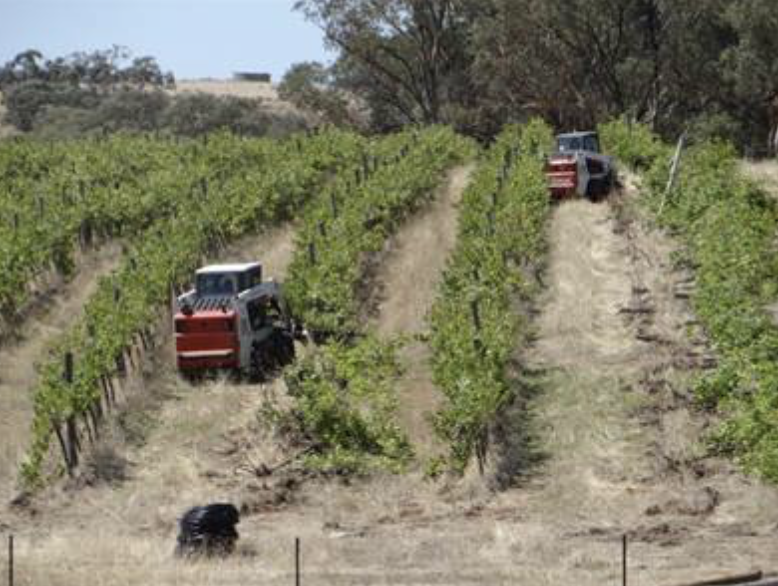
<box><xmin>3</xmin><ymin>531</ymin><xmax>776</xmax><ymax>586</ymax></box>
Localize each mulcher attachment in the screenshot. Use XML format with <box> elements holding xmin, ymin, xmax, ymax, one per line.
<box><xmin>175</xmin><ymin>503</ymin><xmax>240</xmax><ymax>557</ymax></box>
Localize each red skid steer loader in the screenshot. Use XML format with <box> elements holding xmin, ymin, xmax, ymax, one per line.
<box><xmin>173</xmin><ymin>262</ymin><xmax>301</xmax><ymax>379</ymax></box>
<box><xmin>546</xmin><ymin>131</ymin><xmax>615</xmax><ymax>200</ymax></box>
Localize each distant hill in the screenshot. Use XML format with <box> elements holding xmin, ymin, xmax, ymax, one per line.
<box><xmin>173</xmin><ymin>79</ymin><xmax>300</xmax><ymax>117</ymax></box>
<box><xmin>0</xmin><ymin>79</ymin><xmax>308</xmax><ymax>138</ymax></box>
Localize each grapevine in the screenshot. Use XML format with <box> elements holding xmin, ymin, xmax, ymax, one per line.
<box><xmin>428</xmin><ymin>120</ymin><xmax>553</xmax><ymax>472</ymax></box>
<box><xmin>601</xmin><ymin>120</ymin><xmax>778</xmax><ymax>481</ymax></box>
<box><xmin>20</xmin><ymin>128</ymin><xmax>368</xmax><ymax>485</ymax></box>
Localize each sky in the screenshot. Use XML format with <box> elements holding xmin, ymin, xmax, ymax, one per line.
<box><xmin>0</xmin><ymin>0</ymin><xmax>332</xmax><ymax>81</ymax></box>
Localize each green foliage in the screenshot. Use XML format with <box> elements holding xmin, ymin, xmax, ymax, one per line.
<box><xmin>274</xmin><ymin>126</ymin><xmax>474</xmax><ymax>473</ymax></box>
<box><xmin>18</xmin><ymin>129</ymin><xmax>366</xmax><ymax>486</ymax></box>
<box><xmin>429</xmin><ymin>119</ymin><xmax>553</xmax><ymax>472</ymax></box>
<box><xmin>30</xmin><ymin>90</ymin><xmax>171</xmax><ymax>137</ymax></box>
<box><xmin>0</xmin><ymin>49</ymin><xmax>307</xmax><ymax>139</ymax></box>
<box><xmin>299</xmin><ymin>1</ymin><xmax>778</xmax><ymax>151</ymax></box>
<box><xmin>0</xmin><ymin>134</ymin><xmax>190</xmax><ymax>319</ymax></box>
<box><xmin>599</xmin><ymin>119</ymin><xmax>667</xmax><ymax>171</ymax></box>
<box><xmin>0</xmin><ymin>47</ymin><xmax>173</xmax><ymax>132</ymax></box>
<box><xmin>3</xmin><ymin>80</ymin><xmax>99</xmax><ymax>131</ymax></box>
<box><xmin>286</xmin><ymin>126</ymin><xmax>476</xmax><ymax>338</ymax></box>
<box><xmin>278</xmin><ymin>61</ymin><xmax>353</xmax><ymax>126</ymax></box>
<box><xmin>282</xmin><ymin>336</ymin><xmax>413</xmax><ymax>473</ymax></box>
<box><xmin>603</xmin><ymin>119</ymin><xmax>778</xmax><ymax>481</ymax></box>
<box><xmin>161</xmin><ymin>93</ymin><xmax>298</xmax><ymax>138</ymax></box>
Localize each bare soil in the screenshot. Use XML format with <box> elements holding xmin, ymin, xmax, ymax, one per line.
<box><xmin>483</xmin><ymin>186</ymin><xmax>778</xmax><ymax>585</ymax></box>
<box><xmin>4</xmin><ymin>186</ymin><xmax>778</xmax><ymax>586</ymax></box>
<box><xmin>0</xmin><ymin>243</ymin><xmax>123</xmax><ymax>504</ymax></box>
<box><xmin>740</xmin><ymin>159</ymin><xmax>778</xmax><ymax>198</ymax></box>
<box><xmin>373</xmin><ymin>165</ymin><xmax>473</xmax><ymax>457</ymax></box>
<box><xmin>174</xmin><ymin>80</ymin><xmax>281</xmax><ymax>101</ymax></box>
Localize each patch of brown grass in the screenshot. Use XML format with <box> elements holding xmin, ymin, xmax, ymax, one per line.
<box><xmin>740</xmin><ymin>159</ymin><xmax>778</xmax><ymax>198</ymax></box>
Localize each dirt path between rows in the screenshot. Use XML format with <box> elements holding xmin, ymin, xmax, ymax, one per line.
<box><xmin>486</xmin><ymin>188</ymin><xmax>778</xmax><ymax>585</ymax></box>
<box><xmin>373</xmin><ymin>165</ymin><xmax>473</xmax><ymax>457</ymax></box>
<box><xmin>741</xmin><ymin>160</ymin><xmax>778</xmax><ymax>199</ymax></box>
<box><xmin>0</xmin><ymin>243</ymin><xmax>123</xmax><ymax>505</ymax></box>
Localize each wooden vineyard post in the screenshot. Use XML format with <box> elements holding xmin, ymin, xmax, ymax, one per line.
<box><xmin>63</xmin><ymin>352</ymin><xmax>79</xmax><ymax>471</ymax></box>
<box><xmin>469</xmin><ymin>299</ymin><xmax>482</xmax><ymax>333</ymax></box>
<box><xmin>295</xmin><ymin>537</ymin><xmax>301</xmax><ymax>586</ymax></box>
<box><xmin>469</xmin><ymin>297</ymin><xmax>486</xmax><ymax>359</ymax></box>
<box><xmin>329</xmin><ymin>191</ymin><xmax>338</xmax><ymax>218</ymax></box>
<box><xmin>361</xmin><ymin>152</ymin><xmax>370</xmax><ymax>180</ymax></box>
<box><xmin>659</xmin><ymin>131</ymin><xmax>686</xmax><ymax>216</ymax></box>
<box><xmin>53</xmin><ymin>421</ymin><xmax>72</xmax><ymax>476</ymax></box>
<box><xmin>8</xmin><ymin>534</ymin><xmax>13</xmax><ymax>586</ymax></box>
<box><xmin>113</xmin><ymin>285</ymin><xmax>127</xmax><ymax>377</ymax></box>
<box><xmin>470</xmin><ymin>267</ymin><xmax>484</xmax><ymax>355</ymax></box>
<box><xmin>307</xmin><ymin>241</ymin><xmax>317</xmax><ymax>265</ymax></box>
<box><xmin>476</xmin><ymin>426</ymin><xmax>488</xmax><ymax>476</ymax></box>
<box><xmin>622</xmin><ymin>533</ymin><xmax>628</xmax><ymax>586</ymax></box>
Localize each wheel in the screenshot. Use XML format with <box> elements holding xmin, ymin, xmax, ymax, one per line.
<box><xmin>603</xmin><ymin>170</ymin><xmax>614</xmax><ymax>195</ymax></box>
<box><xmin>269</xmin><ymin>329</ymin><xmax>295</xmax><ymax>367</ymax></box>
<box><xmin>249</xmin><ymin>341</ymin><xmax>267</xmax><ymax>382</ymax></box>
<box><xmin>280</xmin><ymin>331</ymin><xmax>295</xmax><ymax>363</ymax></box>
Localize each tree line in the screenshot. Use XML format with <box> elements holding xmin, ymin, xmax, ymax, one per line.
<box><xmin>288</xmin><ymin>0</ymin><xmax>778</xmax><ymax>154</ymax></box>
<box><xmin>0</xmin><ymin>47</ymin><xmax>307</xmax><ymax>138</ymax></box>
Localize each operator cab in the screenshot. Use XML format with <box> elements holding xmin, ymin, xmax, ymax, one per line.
<box><xmin>556</xmin><ymin>131</ymin><xmax>601</xmax><ymax>154</ymax></box>
<box><xmin>195</xmin><ymin>262</ymin><xmax>262</xmax><ymax>297</ymax></box>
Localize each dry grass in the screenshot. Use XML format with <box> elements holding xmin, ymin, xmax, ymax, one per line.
<box><xmin>371</xmin><ymin>165</ymin><xmax>474</xmax><ymax>458</ymax></box>
<box><xmin>174</xmin><ymin>79</ymin><xmax>280</xmax><ymax>101</ymax></box>
<box><xmin>373</xmin><ymin>165</ymin><xmax>473</xmax><ymax>338</ymax></box>
<box><xmin>740</xmin><ymin>159</ymin><xmax>778</xmax><ymax>198</ymax></box>
<box><xmin>0</xmin><ymin>242</ymin><xmax>123</xmax><ymax>504</ymax></box>
<box><xmin>172</xmin><ymin>79</ymin><xmax>300</xmax><ymax>117</ymax></box>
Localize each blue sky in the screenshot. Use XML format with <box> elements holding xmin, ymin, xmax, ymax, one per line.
<box><xmin>0</xmin><ymin>0</ymin><xmax>332</xmax><ymax>81</ymax></box>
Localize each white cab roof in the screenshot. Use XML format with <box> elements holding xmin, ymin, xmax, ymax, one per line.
<box><xmin>196</xmin><ymin>262</ymin><xmax>261</xmax><ymax>275</ymax></box>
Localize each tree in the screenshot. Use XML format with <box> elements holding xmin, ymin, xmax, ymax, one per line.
<box><xmin>3</xmin><ymin>80</ymin><xmax>98</xmax><ymax>131</ymax></box>
<box><xmin>295</xmin><ymin>0</ymin><xmax>474</xmax><ymax>126</ymax></box>
<box><xmin>278</xmin><ymin>61</ymin><xmax>355</xmax><ymax>126</ymax></box>
<box><xmin>161</xmin><ymin>93</ymin><xmax>271</xmax><ymax>137</ymax></box>
<box><xmin>0</xmin><ymin>47</ymin><xmax>175</xmax><ymax>133</ymax></box>
<box><xmin>720</xmin><ymin>0</ymin><xmax>778</xmax><ymax>154</ymax></box>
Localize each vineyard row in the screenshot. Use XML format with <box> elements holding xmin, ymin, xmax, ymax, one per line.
<box><xmin>601</xmin><ymin>120</ymin><xmax>778</xmax><ymax>482</ymax></box>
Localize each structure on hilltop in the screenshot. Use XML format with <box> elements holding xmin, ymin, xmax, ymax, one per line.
<box><xmin>233</xmin><ymin>72</ymin><xmax>271</xmax><ymax>83</ymax></box>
